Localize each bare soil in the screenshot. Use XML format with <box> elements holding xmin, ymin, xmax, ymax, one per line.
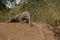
<box><xmin>0</xmin><ymin>23</ymin><xmax>59</xmax><ymax>40</ymax></box>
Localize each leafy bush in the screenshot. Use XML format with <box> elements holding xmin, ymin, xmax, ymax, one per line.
<box><xmin>0</xmin><ymin>0</ymin><xmax>60</xmax><ymax>27</ymax></box>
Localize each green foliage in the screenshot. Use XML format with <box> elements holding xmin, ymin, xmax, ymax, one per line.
<box><xmin>0</xmin><ymin>2</ymin><xmax>6</xmax><ymax>11</ymax></box>
<box><xmin>0</xmin><ymin>0</ymin><xmax>60</xmax><ymax>27</ymax></box>
<box><xmin>23</xmin><ymin>0</ymin><xmax>60</xmax><ymax>26</ymax></box>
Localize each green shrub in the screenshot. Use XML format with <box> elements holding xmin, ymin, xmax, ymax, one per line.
<box><xmin>0</xmin><ymin>0</ymin><xmax>60</xmax><ymax>27</ymax></box>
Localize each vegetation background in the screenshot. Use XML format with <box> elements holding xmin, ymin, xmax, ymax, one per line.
<box><xmin>0</xmin><ymin>0</ymin><xmax>60</xmax><ymax>29</ymax></box>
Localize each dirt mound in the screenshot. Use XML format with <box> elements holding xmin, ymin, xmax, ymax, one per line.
<box><xmin>0</xmin><ymin>23</ymin><xmax>58</xmax><ymax>40</ymax></box>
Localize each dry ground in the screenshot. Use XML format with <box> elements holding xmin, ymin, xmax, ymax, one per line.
<box><xmin>0</xmin><ymin>23</ymin><xmax>59</xmax><ymax>40</ymax></box>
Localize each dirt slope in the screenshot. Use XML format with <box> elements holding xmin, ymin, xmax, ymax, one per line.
<box><xmin>0</xmin><ymin>23</ymin><xmax>57</xmax><ymax>40</ymax></box>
